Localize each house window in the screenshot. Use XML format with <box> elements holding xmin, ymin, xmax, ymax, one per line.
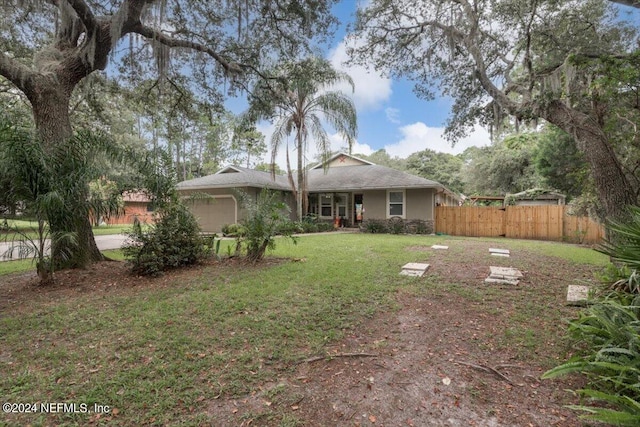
<box><xmin>387</xmin><ymin>190</ymin><xmax>405</xmax><ymax>218</ymax></box>
<box><xmin>320</xmin><ymin>194</ymin><xmax>333</xmax><ymax>218</ymax></box>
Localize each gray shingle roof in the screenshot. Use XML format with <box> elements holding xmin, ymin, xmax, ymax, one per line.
<box><xmin>176</xmin><ymin>166</ymin><xmax>291</xmax><ymax>191</ymax></box>
<box><xmin>307</xmin><ymin>164</ymin><xmax>442</xmax><ymax>192</ymax></box>
<box><xmin>176</xmin><ymin>155</ymin><xmax>446</xmax><ymax>193</ymax></box>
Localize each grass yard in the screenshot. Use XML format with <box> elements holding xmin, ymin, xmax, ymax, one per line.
<box><xmin>0</xmin><ymin>234</ymin><xmax>609</xmax><ymax>426</ymax></box>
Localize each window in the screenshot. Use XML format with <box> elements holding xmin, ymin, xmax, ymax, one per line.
<box><xmin>320</xmin><ymin>194</ymin><xmax>333</xmax><ymax>218</ymax></box>
<box><xmin>387</xmin><ymin>190</ymin><xmax>405</xmax><ymax>218</ymax></box>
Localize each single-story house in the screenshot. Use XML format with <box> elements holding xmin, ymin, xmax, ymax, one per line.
<box><xmin>177</xmin><ymin>153</ymin><xmax>460</xmax><ymax>233</ymax></box>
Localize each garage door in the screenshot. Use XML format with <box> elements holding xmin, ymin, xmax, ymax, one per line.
<box><xmin>188</xmin><ymin>196</ymin><xmax>237</xmax><ymax>233</ymax></box>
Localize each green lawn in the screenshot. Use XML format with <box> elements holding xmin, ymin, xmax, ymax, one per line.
<box><xmin>0</xmin><ymin>234</ymin><xmax>610</xmax><ymax>426</ymax></box>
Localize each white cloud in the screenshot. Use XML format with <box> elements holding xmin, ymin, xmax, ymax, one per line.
<box><xmin>328</xmin><ymin>39</ymin><xmax>392</xmax><ymax>111</ymax></box>
<box><xmin>384</xmin><ymin>122</ymin><xmax>491</xmax><ymax>158</ymax></box>
<box><xmin>385</xmin><ymin>107</ymin><xmax>401</xmax><ymax>124</ymax></box>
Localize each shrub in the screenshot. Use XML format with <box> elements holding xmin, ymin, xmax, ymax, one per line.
<box><xmin>361</xmin><ymin>219</ymin><xmax>388</xmax><ymax>233</ymax></box>
<box><xmin>221</xmin><ymin>223</ymin><xmax>247</xmax><ymax>237</ymax></box>
<box><xmin>236</xmin><ymin>189</ymin><xmax>296</xmax><ymax>262</ymax></box>
<box><xmin>543</xmin><ymin>208</ymin><xmax>640</xmax><ymax>424</ymax></box>
<box><xmin>316</xmin><ymin>222</ymin><xmax>334</xmax><ymax>232</ymax></box>
<box><xmin>598</xmin><ymin>205</ymin><xmax>640</xmax><ymax>294</ymax></box>
<box><xmin>542</xmin><ymin>294</ymin><xmax>640</xmax><ymax>425</ymax></box>
<box><xmin>276</xmin><ymin>220</ymin><xmax>304</xmax><ymax>236</ymax></box>
<box><xmin>388</xmin><ymin>217</ymin><xmax>406</xmax><ymax>234</ymax></box>
<box><xmin>123</xmin><ymin>203</ymin><xmax>206</xmax><ymax>276</ymax></box>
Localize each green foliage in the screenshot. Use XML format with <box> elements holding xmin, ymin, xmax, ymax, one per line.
<box><xmin>534</xmin><ymin>126</ymin><xmax>589</xmax><ymax>202</ymax></box>
<box><xmin>462</xmin><ymin>137</ymin><xmax>542</xmax><ymax>195</ymax></box>
<box><xmin>406</xmin><ymin>149</ymin><xmax>464</xmax><ymax>193</ymax></box>
<box><xmin>597</xmin><ymin>205</ymin><xmax>640</xmax><ymax>293</ymax></box>
<box><xmin>542</xmin><ymin>294</ymin><xmax>640</xmax><ymax>425</ymax></box>
<box><xmin>221</xmin><ymin>223</ymin><xmax>248</xmax><ymax>237</ymax></box>
<box><xmin>599</xmin><ymin>206</ymin><xmax>640</xmax><ymax>272</ymax></box>
<box><xmin>361</xmin><ymin>218</ymin><xmax>433</xmax><ymax>235</ymax></box>
<box><xmin>543</xmin><ymin>208</ymin><xmax>640</xmax><ymax>422</ymax></box>
<box><xmin>123</xmin><ymin>203</ymin><xmax>206</xmax><ymax>276</ymax></box>
<box><xmin>236</xmin><ymin>189</ymin><xmax>297</xmax><ymax>262</ymax></box>
<box><xmin>361</xmin><ymin>219</ymin><xmax>388</xmax><ymax>234</ymax></box>
<box><xmin>388</xmin><ymin>217</ymin><xmax>406</xmax><ymax>235</ymax></box>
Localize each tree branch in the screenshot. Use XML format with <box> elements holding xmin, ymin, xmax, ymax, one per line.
<box><xmin>130</xmin><ymin>23</ymin><xmax>238</xmax><ymax>75</ymax></box>
<box><xmin>66</xmin><ymin>0</ymin><xmax>97</xmax><ymax>36</ymax></box>
<box><xmin>0</xmin><ymin>52</ymin><xmax>35</xmax><ymax>96</ymax></box>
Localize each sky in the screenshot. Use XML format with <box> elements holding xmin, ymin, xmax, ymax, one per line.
<box><xmin>248</xmin><ymin>1</ymin><xmax>492</xmax><ymax>169</ymax></box>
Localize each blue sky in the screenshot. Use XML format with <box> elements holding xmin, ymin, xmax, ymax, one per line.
<box><xmin>248</xmin><ymin>1</ymin><xmax>492</xmax><ymax>168</ymax></box>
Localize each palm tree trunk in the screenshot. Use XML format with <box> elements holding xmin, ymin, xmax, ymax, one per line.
<box><xmin>296</xmin><ymin>126</ymin><xmax>304</xmax><ymax>221</ymax></box>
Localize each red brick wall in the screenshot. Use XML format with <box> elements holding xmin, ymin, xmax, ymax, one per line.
<box><xmin>106</xmin><ymin>202</ymin><xmax>154</xmax><ymax>225</ymax></box>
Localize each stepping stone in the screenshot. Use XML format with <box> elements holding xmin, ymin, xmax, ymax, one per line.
<box><xmin>484</xmin><ymin>277</ymin><xmax>520</xmax><ymax>285</ymax></box>
<box><xmin>485</xmin><ymin>266</ymin><xmax>523</xmax><ymax>285</ymax></box>
<box><xmin>567</xmin><ymin>285</ymin><xmax>590</xmax><ymax>306</ymax></box>
<box><xmin>431</xmin><ymin>245</ymin><xmax>449</xmax><ymax>250</ymax></box>
<box><xmin>488</xmin><ymin>266</ymin><xmax>523</xmax><ymax>279</ymax></box>
<box><xmin>400</xmin><ymin>262</ymin><xmax>430</xmax><ymax>277</ymax></box>
<box><xmin>489</xmin><ymin>248</ymin><xmax>510</xmax><ymax>254</ymax></box>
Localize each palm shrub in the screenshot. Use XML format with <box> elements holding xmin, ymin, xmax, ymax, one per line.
<box><xmin>542</xmin><ymin>294</ymin><xmax>640</xmax><ymax>425</ymax></box>
<box><xmin>0</xmin><ymin>120</ymin><xmax>80</xmax><ymax>283</ymax></box>
<box><xmin>598</xmin><ymin>205</ymin><xmax>640</xmax><ymax>293</ymax></box>
<box><xmin>542</xmin><ymin>207</ymin><xmax>640</xmax><ymax>425</ymax></box>
<box><xmin>235</xmin><ymin>189</ymin><xmax>296</xmax><ymax>262</ymax></box>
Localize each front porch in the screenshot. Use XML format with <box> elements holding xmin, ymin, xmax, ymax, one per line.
<box><xmin>307</xmin><ymin>192</ymin><xmax>364</xmax><ymax>227</ymax></box>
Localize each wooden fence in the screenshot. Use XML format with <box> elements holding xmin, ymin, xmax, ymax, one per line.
<box><xmin>435</xmin><ymin>205</ymin><xmax>604</xmax><ymax>244</ymax></box>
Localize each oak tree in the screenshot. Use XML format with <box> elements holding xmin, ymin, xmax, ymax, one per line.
<box><xmin>0</xmin><ymin>0</ymin><xmax>338</xmax><ymax>267</ymax></box>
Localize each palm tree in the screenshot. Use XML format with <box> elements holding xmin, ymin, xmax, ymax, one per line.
<box><xmin>251</xmin><ymin>57</ymin><xmax>358</xmax><ymax>220</ymax></box>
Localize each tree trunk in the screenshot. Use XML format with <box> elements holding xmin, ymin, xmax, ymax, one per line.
<box><xmin>30</xmin><ymin>79</ymin><xmax>104</xmax><ymax>269</ymax></box>
<box><xmin>544</xmin><ymin>101</ymin><xmax>637</xmax><ymax>227</ymax></box>
<box><xmin>296</xmin><ymin>127</ymin><xmax>304</xmax><ymax>221</ymax></box>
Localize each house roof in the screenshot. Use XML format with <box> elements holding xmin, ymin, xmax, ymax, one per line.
<box><xmin>176</xmin><ymin>165</ymin><xmax>291</xmax><ymax>191</ymax></box>
<box><xmin>306</xmin><ymin>163</ymin><xmax>442</xmax><ymax>192</ymax></box>
<box><xmin>176</xmin><ymin>153</ymin><xmax>451</xmax><ymax>195</ymax></box>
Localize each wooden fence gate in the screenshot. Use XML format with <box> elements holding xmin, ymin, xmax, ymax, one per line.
<box><xmin>435</xmin><ymin>205</ymin><xmax>604</xmax><ymax>244</ymax></box>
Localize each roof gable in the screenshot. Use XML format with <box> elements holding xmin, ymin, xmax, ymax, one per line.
<box><xmin>311</xmin><ymin>152</ymin><xmax>374</xmax><ymax>169</ymax></box>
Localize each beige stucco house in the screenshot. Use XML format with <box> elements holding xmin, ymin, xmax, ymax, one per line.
<box><xmin>177</xmin><ymin>153</ymin><xmax>460</xmax><ymax>233</ymax></box>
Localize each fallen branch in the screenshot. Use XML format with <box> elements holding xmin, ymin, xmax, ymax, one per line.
<box><xmin>297</xmin><ymin>352</ymin><xmax>378</xmax><ymax>364</ymax></box>
<box><xmin>455</xmin><ymin>360</ymin><xmax>515</xmax><ymax>385</ymax></box>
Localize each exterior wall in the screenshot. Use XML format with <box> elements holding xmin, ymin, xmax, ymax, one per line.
<box><xmin>360</xmin><ymin>189</ymin><xmax>434</xmax><ymax>222</ymax></box>
<box><xmin>361</xmin><ymin>190</ymin><xmax>386</xmax><ymax>221</ymax></box>
<box><xmin>179</xmin><ymin>187</ymin><xmax>296</xmax><ymax>233</ymax></box>
<box><xmin>107</xmin><ymin>202</ymin><xmax>153</xmax><ymax>225</ymax></box>
<box><xmin>406</xmin><ymin>188</ymin><xmax>434</xmax><ymax>221</ymax></box>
